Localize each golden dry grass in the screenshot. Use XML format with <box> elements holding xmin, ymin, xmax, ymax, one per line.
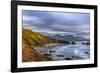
<box><xmin>22</xmin><ymin>28</ymin><xmax>58</xmax><ymax>62</ymax></box>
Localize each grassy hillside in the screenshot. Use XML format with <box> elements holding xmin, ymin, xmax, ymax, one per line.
<box><xmin>22</xmin><ymin>28</ymin><xmax>59</xmax><ymax>62</ymax></box>
<box><xmin>22</xmin><ymin>28</ymin><xmax>59</xmax><ymax>47</ymax></box>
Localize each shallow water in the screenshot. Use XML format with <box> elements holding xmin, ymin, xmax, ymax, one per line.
<box><xmin>35</xmin><ymin>44</ymin><xmax>90</xmax><ymax>61</ymax></box>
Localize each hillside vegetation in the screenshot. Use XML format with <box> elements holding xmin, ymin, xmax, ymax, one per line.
<box><xmin>22</xmin><ymin>28</ymin><xmax>60</xmax><ymax>62</ymax></box>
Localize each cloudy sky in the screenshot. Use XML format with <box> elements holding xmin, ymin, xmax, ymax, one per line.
<box><xmin>22</xmin><ymin>10</ymin><xmax>90</xmax><ymax>39</ymax></box>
